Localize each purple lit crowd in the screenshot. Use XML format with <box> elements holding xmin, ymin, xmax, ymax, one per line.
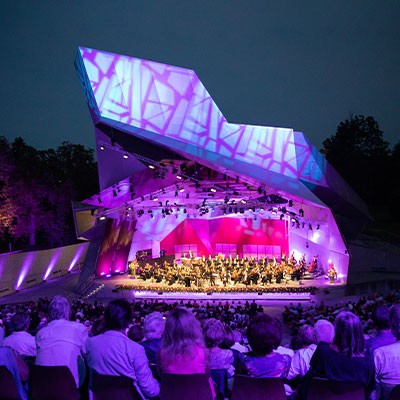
<box><xmin>1</xmin><ymin>293</ymin><xmax>400</xmax><ymax>399</ymax></box>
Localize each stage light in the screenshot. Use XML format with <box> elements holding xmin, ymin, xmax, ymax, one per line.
<box><xmin>179</xmin><ymin>188</ymin><xmax>185</xmax><ymax>192</ymax></box>
<box><xmin>240</xmin><ymin>199</ymin><xmax>247</xmax><ymax>204</ymax></box>
<box><xmin>149</xmin><ymin>165</ymin><xmax>155</xmax><ymax>169</ymax></box>
<box><xmin>210</xmin><ymin>188</ymin><xmax>217</xmax><ymax>193</ymax></box>
<box><xmin>176</xmin><ymin>175</ymin><xmax>182</xmax><ymax>180</ymax></box>
<box><xmin>99</xmin><ymin>216</ymin><xmax>106</xmax><ymax>221</ymax></box>
<box><xmin>123</xmin><ymin>154</ymin><xmax>128</xmax><ymax>159</ymax></box>
<box><xmin>100</xmin><ymin>145</ymin><xmax>105</xmax><ymax>151</ymax></box>
<box><xmin>153</xmin><ymin>197</ymin><xmax>158</xmax><ymax>202</ymax></box>
<box><xmin>271</xmin><ymin>209</ymin><xmax>277</xmax><ymax>215</ymax></box>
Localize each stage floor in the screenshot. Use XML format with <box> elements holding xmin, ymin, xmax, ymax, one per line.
<box><xmin>95</xmin><ymin>273</ymin><xmax>346</xmax><ymax>301</ymax></box>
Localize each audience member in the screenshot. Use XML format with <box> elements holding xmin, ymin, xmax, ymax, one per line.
<box><xmin>313</xmin><ymin>319</ymin><xmax>335</xmax><ymax>344</ymax></box>
<box><xmin>128</xmin><ymin>324</ymin><xmax>145</xmax><ymax>343</ymax></box>
<box><xmin>35</xmin><ymin>295</ymin><xmax>88</xmax><ymax>388</ymax></box>
<box><xmin>203</xmin><ymin>318</ymin><xmax>235</xmax><ymax>377</ymax></box>
<box><xmin>3</xmin><ymin>312</ymin><xmax>36</xmax><ymax>358</ymax></box>
<box><xmin>287</xmin><ymin>324</ymin><xmax>317</xmax><ymax>380</ymax></box>
<box><xmin>366</xmin><ymin>305</ymin><xmax>396</xmax><ymax>356</ymax></box>
<box><xmin>374</xmin><ymin>304</ymin><xmax>400</xmax><ymax>400</ymax></box>
<box><xmin>243</xmin><ymin>313</ymin><xmax>291</xmax><ymax>378</ymax></box>
<box><xmin>141</xmin><ymin>311</ymin><xmax>165</xmax><ymax>364</ymax></box>
<box><xmin>86</xmin><ymin>299</ymin><xmax>159</xmax><ymax>399</ymax></box>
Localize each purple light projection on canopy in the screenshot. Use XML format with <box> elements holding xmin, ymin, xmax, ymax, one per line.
<box><xmin>75</xmin><ymin>47</ymin><xmax>367</xmax><ymax>216</ymax></box>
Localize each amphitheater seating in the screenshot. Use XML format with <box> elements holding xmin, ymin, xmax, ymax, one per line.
<box><xmin>29</xmin><ymin>365</ymin><xmax>79</xmax><ymax>400</ymax></box>
<box><xmin>307</xmin><ymin>377</ymin><xmax>365</xmax><ymax>400</ymax></box>
<box><xmin>230</xmin><ymin>375</ymin><xmax>286</xmax><ymax>400</ymax></box>
<box><xmin>90</xmin><ymin>370</ymin><xmax>142</xmax><ymax>400</ymax></box>
<box><xmin>160</xmin><ymin>373</ymin><xmax>213</xmax><ymax>400</ymax></box>
<box><xmin>0</xmin><ymin>366</ymin><xmax>20</xmax><ymax>400</ymax></box>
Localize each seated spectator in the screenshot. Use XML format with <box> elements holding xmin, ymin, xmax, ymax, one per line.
<box><xmin>374</xmin><ymin>304</ymin><xmax>400</xmax><ymax>400</ymax></box>
<box><xmin>160</xmin><ymin>307</ymin><xmax>208</xmax><ymax>374</ymax></box>
<box><xmin>3</xmin><ymin>312</ymin><xmax>36</xmax><ymax>358</ymax></box>
<box><xmin>287</xmin><ymin>324</ymin><xmax>317</xmax><ymax>380</ymax></box>
<box><xmin>141</xmin><ymin>312</ymin><xmax>165</xmax><ymax>364</ymax></box>
<box><xmin>128</xmin><ymin>324</ymin><xmax>145</xmax><ymax>343</ymax></box>
<box><xmin>203</xmin><ymin>319</ymin><xmax>235</xmax><ymax>377</ymax></box>
<box><xmin>231</xmin><ymin>330</ymin><xmax>248</xmax><ymax>353</ymax></box>
<box><xmin>298</xmin><ymin>311</ymin><xmax>375</xmax><ymax>400</ymax></box>
<box><xmin>313</xmin><ymin>319</ymin><xmax>335</xmax><ymax>344</ymax></box>
<box><xmin>220</xmin><ymin>324</ymin><xmax>245</xmax><ymax>371</ymax></box>
<box><xmin>0</xmin><ymin>346</ymin><xmax>29</xmax><ymax>400</ymax></box>
<box><xmin>86</xmin><ymin>299</ymin><xmax>159</xmax><ymax>399</ymax></box>
<box><xmin>366</xmin><ymin>305</ymin><xmax>396</xmax><ymax>356</ymax></box>
<box><xmin>35</xmin><ymin>295</ymin><xmax>88</xmax><ymax>388</ymax></box>
<box><xmin>243</xmin><ymin>313</ymin><xmax>291</xmax><ymax>378</ymax></box>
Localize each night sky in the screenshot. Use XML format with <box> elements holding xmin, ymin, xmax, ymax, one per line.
<box><xmin>1</xmin><ymin>1</ymin><xmax>399</xmax><ymax>151</ymax></box>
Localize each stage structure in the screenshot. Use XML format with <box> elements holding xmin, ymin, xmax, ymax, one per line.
<box><xmin>74</xmin><ymin>47</ymin><xmax>369</xmax><ymax>286</ymax></box>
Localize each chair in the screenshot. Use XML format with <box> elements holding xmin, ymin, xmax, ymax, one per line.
<box><xmin>90</xmin><ymin>371</ymin><xmax>142</xmax><ymax>400</ymax></box>
<box><xmin>231</xmin><ymin>375</ymin><xmax>286</xmax><ymax>400</ymax></box>
<box><xmin>211</xmin><ymin>369</ymin><xmax>230</xmax><ymax>400</ymax></box>
<box><xmin>390</xmin><ymin>385</ymin><xmax>400</xmax><ymax>400</ymax></box>
<box><xmin>160</xmin><ymin>373</ymin><xmax>213</xmax><ymax>400</ymax></box>
<box><xmin>29</xmin><ymin>365</ymin><xmax>79</xmax><ymax>400</ymax></box>
<box><xmin>0</xmin><ymin>366</ymin><xmax>20</xmax><ymax>400</ymax></box>
<box><xmin>307</xmin><ymin>377</ymin><xmax>365</xmax><ymax>400</ymax></box>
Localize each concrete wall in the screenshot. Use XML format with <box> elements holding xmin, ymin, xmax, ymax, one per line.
<box><xmin>0</xmin><ymin>242</ymin><xmax>89</xmax><ymax>298</ymax></box>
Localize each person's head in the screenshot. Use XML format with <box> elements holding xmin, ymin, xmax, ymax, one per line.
<box><xmin>297</xmin><ymin>324</ymin><xmax>316</xmax><ymax>347</ymax></box>
<box><xmin>334</xmin><ymin>311</ymin><xmax>364</xmax><ymax>357</ymax></box>
<box><xmin>128</xmin><ymin>324</ymin><xmax>145</xmax><ymax>343</ymax></box>
<box><xmin>246</xmin><ymin>314</ymin><xmax>282</xmax><ymax>356</ymax></box>
<box><xmin>162</xmin><ymin>307</ymin><xmax>204</xmax><ymax>356</ymax></box>
<box><xmin>104</xmin><ymin>299</ymin><xmax>132</xmax><ymax>332</ymax></box>
<box><xmin>143</xmin><ymin>312</ymin><xmax>165</xmax><ymax>340</ymax></box>
<box><xmin>372</xmin><ymin>305</ymin><xmax>391</xmax><ymax>331</ymax></box>
<box><xmin>389</xmin><ymin>304</ymin><xmax>400</xmax><ymax>340</ymax></box>
<box><xmin>49</xmin><ymin>296</ymin><xmax>71</xmax><ymax>321</ymax></box>
<box><xmin>11</xmin><ymin>312</ymin><xmax>30</xmax><ymax>332</ymax></box>
<box><xmin>220</xmin><ymin>324</ymin><xmax>235</xmax><ymax>349</ymax></box>
<box><xmin>314</xmin><ymin>319</ymin><xmax>335</xmax><ymax>344</ymax></box>
<box><xmin>203</xmin><ymin>318</ymin><xmax>225</xmax><ymax>348</ymax></box>
<box><xmin>233</xmin><ymin>330</ymin><xmax>243</xmax><ymax>344</ymax></box>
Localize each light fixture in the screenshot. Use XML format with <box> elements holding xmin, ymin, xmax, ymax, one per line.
<box><xmin>123</xmin><ymin>154</ymin><xmax>128</xmax><ymax>159</ymax></box>
<box><xmin>149</xmin><ymin>165</ymin><xmax>155</xmax><ymax>169</ymax></box>
<box><xmin>100</xmin><ymin>145</ymin><xmax>105</xmax><ymax>151</ymax></box>
<box><xmin>240</xmin><ymin>199</ymin><xmax>247</xmax><ymax>204</ymax></box>
<box><xmin>99</xmin><ymin>216</ymin><xmax>106</xmax><ymax>221</ymax></box>
<box><xmin>153</xmin><ymin>197</ymin><xmax>158</xmax><ymax>202</ymax></box>
<box><xmin>179</xmin><ymin>188</ymin><xmax>185</xmax><ymax>192</ymax></box>
<box><xmin>210</xmin><ymin>188</ymin><xmax>217</xmax><ymax>193</ymax></box>
<box><xmin>176</xmin><ymin>175</ymin><xmax>182</xmax><ymax>180</ymax></box>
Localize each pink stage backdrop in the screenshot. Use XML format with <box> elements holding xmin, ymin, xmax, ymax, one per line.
<box><xmin>160</xmin><ymin>218</ymin><xmax>288</xmax><ymax>258</ymax></box>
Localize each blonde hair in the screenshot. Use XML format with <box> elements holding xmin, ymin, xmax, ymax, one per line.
<box><xmin>161</xmin><ymin>308</ymin><xmax>204</xmax><ymax>365</ymax></box>
<box><xmin>144</xmin><ymin>312</ymin><xmax>165</xmax><ymax>340</ymax></box>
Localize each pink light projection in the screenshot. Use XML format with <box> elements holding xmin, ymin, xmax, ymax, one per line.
<box><xmin>43</xmin><ymin>248</ymin><xmax>62</xmax><ymax>280</ymax></box>
<box><xmin>68</xmin><ymin>245</ymin><xmax>86</xmax><ymax>272</ymax></box>
<box><xmin>16</xmin><ymin>252</ymin><xmax>36</xmax><ymax>290</ymax></box>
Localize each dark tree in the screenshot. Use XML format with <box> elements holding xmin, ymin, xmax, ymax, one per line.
<box><xmin>322</xmin><ymin>115</ymin><xmax>390</xmax><ymax>206</ymax></box>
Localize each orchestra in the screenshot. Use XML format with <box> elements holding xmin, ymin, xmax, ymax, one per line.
<box><xmin>128</xmin><ymin>251</ymin><xmax>321</xmax><ymax>288</ymax></box>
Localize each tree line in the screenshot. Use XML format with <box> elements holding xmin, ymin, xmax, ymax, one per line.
<box><xmin>0</xmin><ymin>137</ymin><xmax>98</xmax><ymax>252</ymax></box>
<box><xmin>0</xmin><ymin>114</ymin><xmax>399</xmax><ymax>252</ymax></box>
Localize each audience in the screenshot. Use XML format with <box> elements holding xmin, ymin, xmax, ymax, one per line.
<box><xmin>86</xmin><ymin>299</ymin><xmax>160</xmax><ymax>399</ymax></box>
<box><xmin>298</xmin><ymin>311</ymin><xmax>375</xmax><ymax>399</ymax></box>
<box><xmin>374</xmin><ymin>304</ymin><xmax>400</xmax><ymax>400</ymax></box>
<box><xmin>35</xmin><ymin>295</ymin><xmax>88</xmax><ymax>388</ymax></box>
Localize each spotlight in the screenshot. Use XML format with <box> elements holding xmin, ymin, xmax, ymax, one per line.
<box><xmin>99</xmin><ymin>216</ymin><xmax>106</xmax><ymax>221</ymax></box>
<box><xmin>176</xmin><ymin>175</ymin><xmax>182</xmax><ymax>180</ymax></box>
<box><xmin>100</xmin><ymin>145</ymin><xmax>105</xmax><ymax>151</ymax></box>
<box><xmin>153</xmin><ymin>197</ymin><xmax>158</xmax><ymax>202</ymax></box>
<box><xmin>240</xmin><ymin>199</ymin><xmax>247</xmax><ymax>204</ymax></box>
<box><xmin>123</xmin><ymin>154</ymin><xmax>128</xmax><ymax>159</ymax></box>
<box><xmin>210</xmin><ymin>188</ymin><xmax>217</xmax><ymax>193</ymax></box>
<box><xmin>179</xmin><ymin>188</ymin><xmax>185</xmax><ymax>192</ymax></box>
<box><xmin>149</xmin><ymin>165</ymin><xmax>155</xmax><ymax>170</ymax></box>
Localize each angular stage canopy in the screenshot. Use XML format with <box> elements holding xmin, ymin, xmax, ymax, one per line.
<box><xmin>75</xmin><ymin>47</ymin><xmax>369</xmax><ymax>282</ymax></box>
